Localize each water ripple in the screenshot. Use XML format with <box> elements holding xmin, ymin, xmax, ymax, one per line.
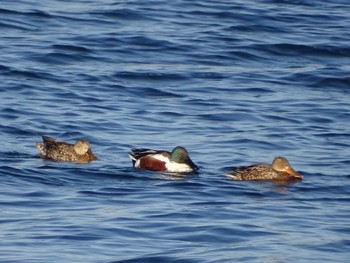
<box><xmin>1</xmin><ymin>0</ymin><xmax>350</xmax><ymax>262</ymax></box>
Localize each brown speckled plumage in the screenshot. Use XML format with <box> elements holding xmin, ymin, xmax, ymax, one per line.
<box><xmin>225</xmin><ymin>157</ymin><xmax>302</xmax><ymax>181</ymax></box>
<box><xmin>36</xmin><ymin>136</ymin><xmax>97</xmax><ymax>163</ymax></box>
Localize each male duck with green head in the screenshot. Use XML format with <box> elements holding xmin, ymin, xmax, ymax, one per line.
<box><xmin>129</xmin><ymin>146</ymin><xmax>199</xmax><ymax>173</ymax></box>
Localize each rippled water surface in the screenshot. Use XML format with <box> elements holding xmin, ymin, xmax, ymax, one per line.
<box><xmin>1</xmin><ymin>0</ymin><xmax>350</xmax><ymax>262</ymax></box>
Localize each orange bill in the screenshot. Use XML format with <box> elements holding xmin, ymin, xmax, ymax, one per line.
<box><xmin>286</xmin><ymin>167</ymin><xmax>303</xmax><ymax>179</ymax></box>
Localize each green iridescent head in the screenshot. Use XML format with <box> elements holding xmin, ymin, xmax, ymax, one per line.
<box><xmin>171</xmin><ymin>146</ymin><xmax>199</xmax><ymax>171</ymax></box>
<box><xmin>171</xmin><ymin>146</ymin><xmax>189</xmax><ymax>162</ymax></box>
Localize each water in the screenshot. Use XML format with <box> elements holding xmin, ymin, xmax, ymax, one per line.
<box><xmin>1</xmin><ymin>0</ymin><xmax>350</xmax><ymax>262</ymax></box>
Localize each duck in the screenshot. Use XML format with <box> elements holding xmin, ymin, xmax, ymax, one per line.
<box><xmin>129</xmin><ymin>146</ymin><xmax>199</xmax><ymax>173</ymax></box>
<box><xmin>36</xmin><ymin>136</ymin><xmax>97</xmax><ymax>163</ymax></box>
<box><xmin>224</xmin><ymin>157</ymin><xmax>302</xmax><ymax>181</ymax></box>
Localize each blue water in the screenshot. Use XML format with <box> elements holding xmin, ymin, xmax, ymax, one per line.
<box><xmin>1</xmin><ymin>0</ymin><xmax>350</xmax><ymax>262</ymax></box>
